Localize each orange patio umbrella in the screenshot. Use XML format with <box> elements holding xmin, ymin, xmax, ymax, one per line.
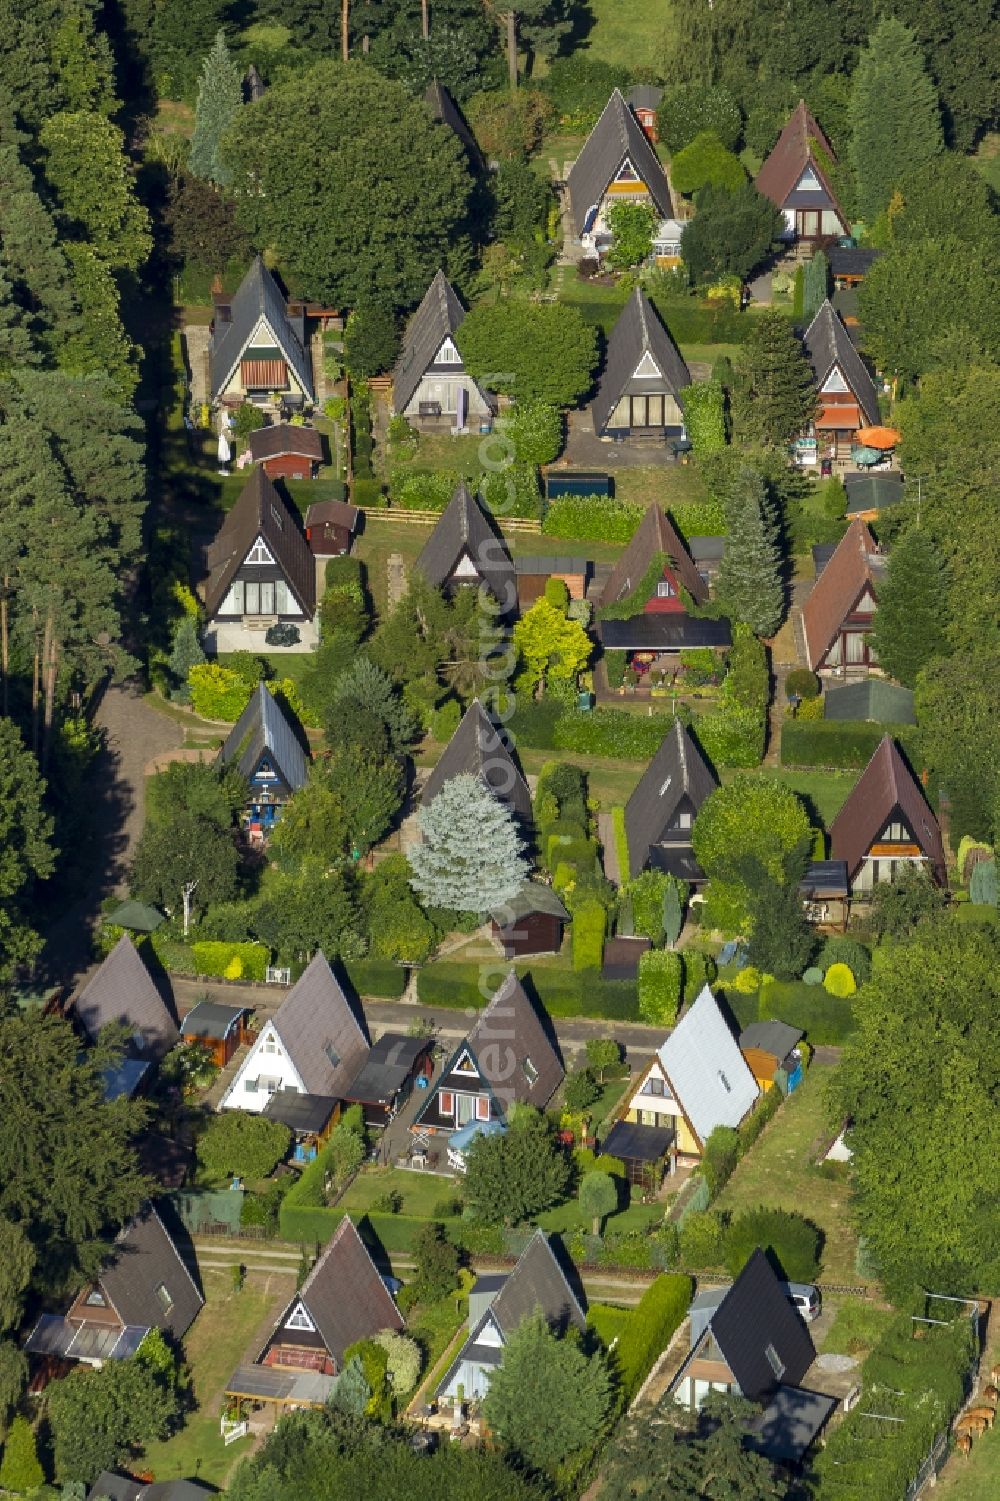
<box><xmin>855</xmin><ymin>426</ymin><xmax>901</xmax><ymax>450</ymax></box>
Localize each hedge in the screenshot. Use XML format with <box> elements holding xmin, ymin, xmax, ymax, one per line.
<box><xmin>723</xmin><ymin>1206</ymin><xmax>821</xmax><ymax>1281</ymax></box>
<box><xmin>189</xmin><ymin>940</ymin><xmax>269</xmax><ymax>982</ymax></box>
<box><xmin>612</xmin><ymin>1274</ymin><xmax>692</xmax><ymax>1400</ymax></box>
<box><xmin>611</xmin><ymin>806</ymin><xmax>630</xmax><ymax>882</ymax></box>
<box><xmin>781</xmin><ymin>719</ymin><xmax>920</xmax><ymax>770</ymax></box>
<box><xmin>414</xmin><ymin>962</ymin><xmax>640</xmax><ymax>1021</ymax></box>
<box><xmin>542</xmin><ymin>495</ymin><xmax>644</xmax><ymax>544</ymax></box>
<box><xmin>604</xmin><ymin>650</ymin><xmax>627</xmax><ymax>690</ymax></box>
<box><xmin>638</xmin><ymin>949</ymin><xmax>682</xmax><ymax>1025</ymax></box>
<box><xmin>757</xmin><ymin>978</ymin><xmax>855</xmax><ymax>1044</ymax></box>
<box><xmin>572</xmin><ymin>899</ymin><xmax>607</xmax><ymax>971</ymax></box>
<box><xmin>554</xmin><ymin>708</ymin><xmax>679</xmax><ymax>760</ymax></box>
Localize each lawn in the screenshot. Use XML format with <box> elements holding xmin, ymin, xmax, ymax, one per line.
<box><xmin>218</xmin><ymin>650</ymin><xmax>314</xmax><ymax>691</ymax></box>
<box><xmin>610</xmin><ymin>464</ymin><xmax>710</xmax><ymax>510</ymax></box>
<box><xmin>588</xmin><ymin>1301</ymin><xmax>633</xmax><ymax>1348</ymax></box>
<box><xmin>582</xmin><ymin>0</ymin><xmax>677</xmax><ymax>68</ymax></box>
<box><xmin>754</xmin><ymin>768</ymin><xmax>856</xmax><ymax>833</ymax></box>
<box><xmin>139</xmin><ymin>1267</ymin><xmax>289</xmax><ymax>1491</ymax></box>
<box><xmin>820</xmin><ymin>1298</ymin><xmax>896</xmax><ymax>1357</ymax></box>
<box><xmin>971</xmin><ymin>133</ymin><xmax>1000</xmax><ymax>194</ymax></box>
<box><xmin>408</xmin><ymin>1289</ymin><xmax>469</xmax><ymax>1387</ymax></box>
<box><xmin>714</xmin><ymin>1065</ymin><xmax>866</xmax><ymax>1286</ymax></box>
<box><xmin>337</xmin><ymin>1166</ymin><xmax>456</xmax><ymax>1219</ymax></box>
<box><xmin>935</xmin><ymin>1418</ymin><xmax>1000</xmax><ymax>1498</ymax></box>
<box><xmin>538</xmin><ymin>1192</ymin><xmax>664</xmax><ymax>1237</ymax></box>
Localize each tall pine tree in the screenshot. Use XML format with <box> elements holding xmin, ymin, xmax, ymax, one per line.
<box><xmin>716</xmin><ymin>465</ymin><xmax>784</xmax><ymax>637</ymax></box>
<box><xmin>871</xmin><ymin>526</ymin><xmax>946</xmax><ymax>687</ymax></box>
<box><xmin>189</xmin><ymin>30</ymin><xmax>243</xmax><ymax>188</ymax></box>
<box><xmin>732</xmin><ymin>310</ymin><xmax>816</xmax><ymax>447</ymax></box>
<box><xmin>848</xmin><ymin>19</ymin><xmax>943</xmax><ymax>223</ymax></box>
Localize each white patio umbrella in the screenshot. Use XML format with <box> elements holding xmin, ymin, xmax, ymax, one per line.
<box><xmin>217</xmin><ymin>431</ymin><xmax>232</xmax><ymax>465</ymax></box>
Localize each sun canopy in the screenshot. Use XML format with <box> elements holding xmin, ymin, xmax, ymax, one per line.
<box><xmin>855</xmin><ymin>425</ymin><xmax>900</xmax><ymax>449</ymax></box>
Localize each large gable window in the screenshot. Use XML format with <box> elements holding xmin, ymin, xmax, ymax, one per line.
<box><xmin>246</xmin><ymin>536</ymin><xmax>275</xmax><ymax>566</ymax></box>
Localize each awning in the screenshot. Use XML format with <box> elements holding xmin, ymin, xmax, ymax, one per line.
<box><xmin>816</xmin><ymin>403</ymin><xmax>860</xmax><ymax>430</ymax></box>
<box><xmin>598</xmin><ymin>615</ymin><xmax>732</xmax><ymax>652</ymax></box>
<box><xmin>241</xmin><ymin>358</ymin><xmax>288</xmax><ymax>390</ymax></box>
<box><xmin>448</xmin><ymin>1118</ymin><xmax>506</xmax><ymax>1155</ymax></box>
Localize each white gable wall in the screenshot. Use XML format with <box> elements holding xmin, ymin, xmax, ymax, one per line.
<box><xmin>220</xmin><ymin>1022</ymin><xmax>306</xmax><ymax>1113</ymax></box>
<box><xmin>219</xmin><ymin>315</ymin><xmax>310</xmax><ymax>401</ymax></box>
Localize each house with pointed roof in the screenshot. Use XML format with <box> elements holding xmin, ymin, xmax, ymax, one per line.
<box><xmin>392</xmin><ymin>271</ymin><xmax>492</xmax><ymax>431</ymax></box>
<box><xmin>592</xmin><ymin>289</ymin><xmax>691</xmax><ymax>443</ymax></box>
<box><xmin>73</xmin><ymin>935</ymin><xmax>179</xmax><ymax>1063</ymax></box>
<box><xmin>231</xmin><ymin>1216</ymin><xmax>403</xmax><ymax>1407</ymax></box>
<box><xmin>802</xmin><ymin>300</ymin><xmax>881</xmax><ymax>463</ymax></box>
<box><xmin>597</xmin><ymin>505</ymin><xmax>731</xmax><ymax>661</ymax></box>
<box><xmin>615</xmin><ymin>987</ymin><xmax>758</xmax><ymax>1174</ymax></box>
<box><xmin>201</xmin><ymin>467</ymin><xmax>318</xmax><ymax>654</ymax></box>
<box><xmin>437</xmin><ymin>1230</ymin><xmax>586</xmax><ymax>1403</ymax></box>
<box><xmin>755</xmin><ymin>101</ymin><xmax>849</xmax><ymax>245</ymax></box>
<box><xmin>414</xmin><ymin>482</ymin><xmax>516</xmax><ymax>612</ymax></box>
<box><xmin>420</xmin><ymin>698</ymin><xmax>531</xmax><ymax>822</ymax></box>
<box><xmin>669</xmin><ymin>1250</ymin><xmax>834</xmax><ymax>1462</ymax></box>
<box><xmin>88</xmin><ymin>1475</ymin><xmax>211</xmax><ymax>1501</ymax></box>
<box><xmin>26</xmin><ymin>1204</ymin><xmax>203</xmax><ymax>1368</ymax></box>
<box><xmin>568</xmin><ymin>89</ymin><xmax>673</xmax><ymax>253</ymax></box>
<box><xmin>801</xmin><ymin>517</ymin><xmax>885</xmax><ymax>673</ymax></box>
<box><xmin>829</xmin><ymin>735</ymin><xmax>946</xmax><ymax>895</ymax></box>
<box><xmin>209</xmin><ymin>256</ymin><xmax>314</xmax><ymax>407</ymax></box>
<box><xmin>620</xmin><ymin>717</ymin><xmax>718</xmax><ymax>882</ymax></box>
<box><xmin>221</xmin><ymin>951</ymin><xmax>370</xmax><ymax>1114</ymax></box>
<box><xmin>425</xmin><ymin>80</ymin><xmax>483</xmax><ymax>168</ymax></box>
<box><xmin>413</xmin><ymin>972</ymin><xmax>563</xmax><ymax>1136</ymax></box>
<box><xmin>218</xmin><ymin>680</ymin><xmax>309</xmax><ymax>836</ymax></box>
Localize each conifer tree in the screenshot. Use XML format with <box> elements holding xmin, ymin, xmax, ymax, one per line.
<box><xmin>802</xmin><ymin>250</ymin><xmax>829</xmax><ymax>324</ymax></box>
<box><xmin>189</xmin><ymin>30</ymin><xmax>243</xmax><ymax>188</ymax></box>
<box><xmin>0</xmin><ymin>1414</ymin><xmax>43</xmax><ymax>1493</ymax></box>
<box><xmin>715</xmin><ymin>466</ymin><xmax>784</xmax><ymax>637</ymax></box>
<box><xmin>169</xmin><ymin>617</ymin><xmax>206</xmax><ymax>698</ymax></box>
<box><xmin>407</xmin><ymin>773</ymin><xmax>529</xmax><ymax>912</ymax></box>
<box><xmin>871</xmin><ymin>527</ymin><xmax>946</xmax><ymax>686</ymax></box>
<box><xmin>732</xmin><ymin>310</ymin><xmax>816</xmax><ymax>447</ymax></box>
<box><xmin>848</xmin><ymin>18</ymin><xmax>943</xmax><ymax>223</ymax></box>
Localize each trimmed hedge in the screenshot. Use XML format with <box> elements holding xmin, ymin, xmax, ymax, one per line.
<box><xmin>611</xmin><ymin>807</ymin><xmax>630</xmax><ymax>882</ymax></box>
<box><xmin>554</xmin><ymin>708</ymin><xmax>679</xmax><ymax>760</ymax></box>
<box><xmin>724</xmin><ymin>1206</ymin><xmax>821</xmax><ymax>1281</ymax></box>
<box><xmin>638</xmin><ymin>949</ymin><xmax>682</xmax><ymax>1025</ymax></box>
<box><xmin>573</xmin><ymin>900</ymin><xmax>607</xmax><ymax>971</ymax></box>
<box><xmin>414</xmin><ymin>962</ymin><xmax>639</xmax><ymax>1021</ymax></box>
<box><xmin>542</xmin><ymin>495</ymin><xmax>644</xmax><ymax>543</ymax></box>
<box><xmin>781</xmin><ymin>719</ymin><xmax>920</xmax><ymax>770</ymax></box>
<box><xmin>190</xmin><ymin>940</ymin><xmax>269</xmax><ymax>982</ymax></box>
<box><xmin>612</xmin><ymin>1274</ymin><xmax>692</xmax><ymax>1401</ymax></box>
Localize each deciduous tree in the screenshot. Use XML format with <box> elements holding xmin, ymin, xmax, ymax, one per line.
<box><xmin>344</xmin><ymin>301</ymin><xmax>400</xmax><ymax>378</ymax></box>
<box><xmin>464</xmin><ymin>1108</ymin><xmax>570</xmax><ymax>1224</ymax></box>
<box><xmin>579</xmin><ymin>1171</ymin><xmax>618</xmax><ymax>1234</ymax></box>
<box><xmin>693</xmin><ymin>776</ymin><xmax>811</xmax><ymax>921</ymax></box>
<box><xmin>605</xmin><ymin>201</ymin><xmax>657</xmax><ymax>270</ymax></box>
<box><xmin>131</xmin><ymin>810</ymin><xmax>239</xmax><ymax>931</ymax></box>
<box><xmin>670</xmin><ymin>131</ymin><xmax>746</xmax><ymax>196</ymax></box>
<box><xmin>456</xmin><ymin>298</ymin><xmax>598</xmax><ymax>406</ymax></box>
<box><xmin>48</xmin><ymin>1351</ymin><xmax>181</xmax><ymax>1483</ymax></box>
<box><xmin>40</xmin><ymin>110</ymin><xmax>152</xmax><ymax>270</ymax></box>
<box><xmin>196</xmin><ymin>1112</ymin><xmax>292</xmax><ymax>1180</ymax></box>
<box><xmin>513</xmin><ymin>596</ymin><xmax>591</xmax><ymax>695</ymax></box>
<box><xmin>482</xmin><ymin>1311</ymin><xmax>612</xmax><ymax>1470</ymax></box>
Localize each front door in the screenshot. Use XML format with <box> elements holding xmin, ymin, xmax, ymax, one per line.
<box><xmin>798</xmin><ymin>209</ymin><xmax>821</xmax><ymax>239</ymax></box>
<box><xmin>630</xmin><ymin>394</ymin><xmax>665</xmax><ymax>429</ymax></box>
<box><xmin>456</xmin><ymin>1093</ymin><xmax>475</xmax><ymax>1126</ymax></box>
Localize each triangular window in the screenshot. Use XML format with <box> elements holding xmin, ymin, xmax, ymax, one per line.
<box><xmin>797</xmin><ymin>166</ymin><xmax>821</xmax><ymax>192</ymax></box>
<box><xmin>633</xmin><ymin>350</ymin><xmax>662</xmax><ymax>380</ymax></box>
<box><xmin>454</xmin><ymin>1050</ymin><xmax>479</xmax><ymax>1076</ymax></box>
<box><xmin>452</xmin><ymin>552</ymin><xmax>479</xmax><ymax>580</ymax></box>
<box><xmin>616</xmin><ymin>157</ymin><xmax>640</xmax><ymax>183</ymax></box>
<box><xmin>285</xmin><ymin>1301</ymin><xmax>316</xmax><ymax>1332</ymax></box>
<box><xmin>821</xmin><ymin>366</ymin><xmax>849</xmax><ymax>394</ymax></box>
<box><xmin>246</xmin><ymin>536</ymin><xmax>275</xmax><ymax>566</ymax></box>
<box><xmin>436</xmin><ymin>337</ymin><xmax>462</xmax><ymax>366</ymax></box>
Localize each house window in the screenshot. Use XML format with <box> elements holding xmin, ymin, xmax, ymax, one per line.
<box><xmin>245</xmin><ymin>1076</ymin><xmax>259</xmax><ymax>1093</ymax></box>
<box><xmin>263</xmin><ymin>1035</ymin><xmax>279</xmax><ymax>1054</ymax></box>
<box><xmin>285</xmin><ymin>1303</ymin><xmax>315</xmax><ymax>1332</ymax></box>
<box><xmin>616</xmin><ymin>158</ymin><xmax>639</xmax><ymax>182</ymax></box>
<box><xmin>275</xmin><ymin>580</ymin><xmax>290</xmax><ymax>614</ymax></box>
<box><xmin>325</xmin><ymin>1041</ymin><xmax>340</xmax><ymax>1069</ymax></box>
<box><xmin>884</xmin><ymin>820</ymin><xmax>909</xmax><ymax>842</ymax></box>
<box><xmin>655</xmin><ymin>579</ymin><xmax>675</xmax><ymax>598</ymax></box>
<box><xmin>718</xmin><ymin>1071</ymin><xmax>732</xmax><ymax>1093</ymax></box>
<box><xmin>221</xmin><ymin>581</ymin><xmax>244</xmax><ymax>615</ymax></box>
<box><xmin>246</xmin><ymin>538</ymin><xmax>274</xmax><ymax>566</ymax></box>
<box><xmin>438</xmin><ymin>1090</ymin><xmax>454</xmax><ymax>1117</ymax></box>
<box><xmin>764</xmin><ymin>1343</ymin><xmax>786</xmax><ymax>1380</ymax></box>
<box><xmin>154</xmin><ymin>1282</ymin><xmax>174</xmax><ymax>1315</ymax></box>
<box><xmin>270</xmin><ymin>504</ymin><xmax>284</xmax><ymax>530</ymax></box>
<box><xmin>475</xmin><ymin>1096</ymin><xmax>490</xmax><ymax>1121</ymax></box>
<box><xmin>454</xmin><ymin>1052</ymin><xmax>478</xmax><ymax>1075</ymax></box>
<box><xmin>85</xmin><ymin>1288</ymin><xmax>107</xmax><ymax>1307</ymax></box>
<box><xmin>259</xmin><ymin>1076</ymin><xmax>281</xmax><ymax>1095</ymax></box>
<box><xmin>523</xmin><ymin>1058</ymin><xmax>539</xmax><ymax>1087</ymax></box>
<box><xmin>437</xmin><ymin>340</ymin><xmax>461</xmax><ymax>364</ymax></box>
<box><xmin>647</xmin><ymin>1077</ymin><xmax>665</xmax><ymax>1097</ymax></box>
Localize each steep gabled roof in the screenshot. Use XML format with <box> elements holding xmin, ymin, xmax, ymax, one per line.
<box><xmin>802</xmin><ymin>300</ymin><xmax>880</xmax><ymax>425</ymax></box>
<box><xmin>592</xmin><ymin>288</ymin><xmax>691</xmax><ymax>434</ymax></box>
<box><xmin>98</xmin><ymin>1204</ymin><xmax>204</xmax><ymax>1340</ymax></box>
<box><xmin>568</xmin><ymin>89</ymin><xmax>673</xmax><ymax>233</ymax></box>
<box><xmin>800</xmin><ymin>518</ymin><xmax>882</xmax><ymax>670</ymax></box>
<box><xmin>420</xmin><ymin>698</ymin><xmax>531</xmax><ymax>820</ymax></box>
<box><xmin>623</xmin><ymin>718</ymin><xmax>718</xmax><ymax>878</ymax></box>
<box><xmin>209</xmin><ymin>256</ymin><xmax>313</xmax><ymax>401</ymax></box>
<box><xmin>465</xmin><ymin>972</ymin><xmax>564</xmax><ymax>1112</ymax></box>
<box><xmin>490</xmin><ymin>1230</ymin><xmax>586</xmax><ymax>1336</ymax></box>
<box><xmin>424</xmin><ymin>80</ymin><xmax>482</xmax><ymax>166</ymax></box>
<box><xmin>204</xmin><ymin>467</ymin><xmax>316</xmax><ymax>621</ymax></box>
<box><xmin>829</xmin><ymin>736</ymin><xmax>946</xmax><ymax>884</ymax></box>
<box><xmin>270</xmin><ymin>952</ymin><xmax>371</xmax><ymax>1097</ymax></box>
<box><xmin>414</xmin><ymin>482</ymin><xmax>516</xmax><ymax>610</ymax></box>
<box><xmin>658</xmin><ymin>987</ymin><xmax>759</xmax><ymax>1147</ymax></box>
<box><xmin>270</xmin><ymin>1215</ymin><xmax>403</xmax><ymax>1365</ymax></box>
<box><xmin>248</xmin><ymin>423</ymin><xmax>324</xmax><ymax>463</ymax></box>
<box><xmin>218</xmin><ymin>681</ymin><xmax>308</xmax><ymax>793</ymax></box>
<box><xmin>709</xmin><ymin>1249</ymin><xmax>815</xmax><ymax>1401</ymax></box>
<box><xmin>393</xmin><ymin>270</ymin><xmax>478</xmax><ymax>415</ymax></box>
<box><xmin>74</xmin><ymin>936</ymin><xmax>179</xmax><ymax>1062</ymax></box>
<box><xmin>600</xmin><ymin>504</ymin><xmax>708</xmax><ymax>609</ymax></box>
<box><xmin>755</xmin><ymin>100</ymin><xmax>844</xmax><ymax>222</ymax></box>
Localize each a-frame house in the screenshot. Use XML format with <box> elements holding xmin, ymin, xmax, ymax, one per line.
<box><xmin>597</xmin><ymin>505</ymin><xmax>731</xmax><ymax>658</ymax></box>
<box><xmin>420</xmin><ymin>698</ymin><xmax>532</xmax><ymax>822</ymax></box>
<box><xmin>621</xmin><ymin>717</ymin><xmax>718</xmax><ymax>881</ymax></box>
<box><xmin>392</xmin><ymin>270</ymin><xmax>492</xmax><ymax>431</ymax></box>
<box><xmin>755</xmin><ymin>101</ymin><xmax>849</xmax><ymax>244</ymax></box>
<box><xmin>414</xmin><ymin>481</ymin><xmax>516</xmax><ymax>612</ymax></box>
<box><xmin>568</xmin><ymin>88</ymin><xmax>673</xmax><ymax>251</ymax></box>
<box><xmin>829</xmin><ymin>735</ymin><xmax>946</xmax><ymax>895</ymax></box>
<box><xmin>218</xmin><ymin>681</ymin><xmax>309</xmax><ymax>834</ymax></box>
<box><xmin>802</xmin><ymin>299</ymin><xmax>881</xmax><ymax>461</ymax></box>
<box><xmin>73</xmin><ymin>935</ymin><xmax>180</xmax><ymax>1063</ymax></box>
<box><xmin>801</xmin><ymin>517</ymin><xmax>885</xmax><ymax>673</ymax></box>
<box><xmin>591</xmin><ymin>288</ymin><xmax>691</xmax><ymax>441</ymax></box>
<box><xmin>209</xmin><ymin>256</ymin><xmax>314</xmax><ymax>406</ymax></box>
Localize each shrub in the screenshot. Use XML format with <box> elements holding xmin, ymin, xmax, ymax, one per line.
<box><xmin>671</xmin><ymin>130</ymin><xmax>746</xmax><ymax>194</ymax></box>
<box><xmin>785</xmin><ymin>668</ymin><xmax>820</xmax><ymax>700</ymax></box>
<box><xmin>679</xmin><ymin>1210</ymin><xmax>724</xmax><ymax>1267</ymax></box>
<box><xmin>0</xmin><ymin>1416</ymin><xmax>43</xmax><ymax>1493</ymax></box>
<box><xmin>480</xmin><ymin>462</ymin><xmax>543</xmax><ymax>520</ymax></box>
<box><xmin>638</xmin><ymin>949</ymin><xmax>682</xmax><ymax>1025</ymax></box>
<box><xmin>413</xmin><ymin>1221</ymin><xmax>461</xmax><ymax>1301</ymax></box>
<box><xmin>731</xmin><ymin>965</ymin><xmax>762</xmax><ymax>993</ymax></box>
<box><xmin>680</xmin><ymin>380</ymin><xmax>727</xmax><ymax>454</ymax></box>
<box><xmin>188</xmin><ymin>661</ymin><xmax>260</xmax><ymax>720</ymax></box>
<box><xmin>603</xmin><ymin>650</ymin><xmax>628</xmax><ymax>691</ymax></box>
<box><xmin>823</xmin><ymin>961</ymin><xmax>856</xmax><ymax>996</ymax></box>
<box><xmin>612</xmin><ymin>1274</ymin><xmax>692</xmax><ymax>1400</ymax></box>
<box><xmin>682</xmin><ymin>948</ymin><xmax>717</xmax><ymax>1001</ymax></box>
<box><xmin>572</xmin><ymin>899</ymin><xmax>607</xmax><ymax>971</ymax></box>
<box><xmin>723</xmin><ymin>1206</ymin><xmax>821</xmax><ymax>1282</ymax></box>
<box><xmin>555</xmin><ymin>708</ymin><xmax>682</xmax><ymax>761</ymax></box>
<box><xmin>542</xmin><ymin>494</ymin><xmax>644</xmax><ymax>544</ymax></box>
<box><xmin>196</xmin><ymin>1111</ymin><xmax>291</xmax><ymax>1182</ymax></box>
<box><xmin>429</xmin><ymin>699</ymin><xmax>461</xmax><ymax>743</ymax></box>
<box><xmin>697</xmin><ymin>698</ymin><xmax>766</xmax><ymax>768</ymax></box>
<box><xmin>190</xmin><ymin>940</ymin><xmax>269</xmax><ymax>982</ymax></box>
<box><xmin>818</xmin><ymin>936</ymin><xmax>871</xmax><ymax>984</ymax></box>
<box><xmin>342</xmin><ymin>1338</ymin><xmax>388</xmax><ymax>1415</ymax></box>
<box><xmin>795</xmin><ymin>694</ymin><xmax>824</xmax><ymax>721</ymax></box>
<box><xmin>781</xmin><ymin>719</ymin><xmax>921</xmax><ymax>770</ymax></box>
<box><xmin>701</xmin><ymin>1125</ymin><xmax>739</xmax><ymax>1196</ymax></box>
<box><xmin>375</xmin><ymin>1330</ymin><xmax>422</xmax><ymax>1396</ymax></box>
<box><xmin>544</xmin><ymin>575</ymin><xmax>570</xmax><ymax>611</ymax></box>
<box><xmin>352</xmin><ymin>476</ymin><xmax>383</xmax><ymax>506</ymax></box>
<box><xmin>803</xmin><ymin>966</ymin><xmax>823</xmax><ymax>985</ymax></box>
<box><xmin>564</xmin><ymin>1067</ymin><xmax>601</xmax><ymax>1111</ymax></box>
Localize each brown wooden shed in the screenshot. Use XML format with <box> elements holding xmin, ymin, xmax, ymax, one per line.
<box><xmin>490</xmin><ymin>883</ymin><xmax>569</xmax><ymax>959</ymax></box>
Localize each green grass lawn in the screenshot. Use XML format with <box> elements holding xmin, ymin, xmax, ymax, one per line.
<box><xmin>935</xmin><ymin>1418</ymin><xmax>1000</xmax><ymax>1498</ymax></box>
<box><xmin>756</xmin><ymin>768</ymin><xmax>856</xmax><ymax>833</ymax></box>
<box><xmin>218</xmin><ymin>650</ymin><xmax>314</xmax><ymax>690</ymax></box>
<box><xmin>714</xmin><ymin>1065</ymin><xmax>866</xmax><ymax>1286</ymax></box>
<box><xmin>140</xmin><ymin>1268</ymin><xmax>287</xmax><ymax>1490</ymax></box>
<box><xmin>538</xmin><ymin>1190</ymin><xmax>664</xmax><ymax>1237</ymax></box>
<box><xmin>408</xmin><ymin>1289</ymin><xmax>469</xmax><ymax>1386</ymax></box>
<box><xmin>337</xmin><ymin>1166</ymin><xmax>456</xmax><ymax>1219</ymax></box>
<box><xmin>611</xmin><ymin>463</ymin><xmax>710</xmax><ymax>510</ymax></box>
<box><xmin>582</xmin><ymin>0</ymin><xmax>677</xmax><ymax>67</ymax></box>
<box><xmin>820</xmin><ymin>1298</ymin><xmax>896</xmax><ymax>1357</ymax></box>
<box><xmin>588</xmin><ymin>1301</ymin><xmax>633</xmax><ymax>1348</ymax></box>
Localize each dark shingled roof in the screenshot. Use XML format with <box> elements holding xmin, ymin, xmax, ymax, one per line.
<box><xmin>827</xmin><ymin>245</ymin><xmax>881</xmax><ymax>279</ymax></box>
<box><xmin>625</xmin><ymin>84</ymin><xmax>663</xmax><ymax>111</ymax></box>
<box><xmin>414</xmin><ymin>482</ymin><xmax>516</xmax><ymax>611</ymax></box>
<box><xmin>248</xmin><ymin>423</ymin><xmax>324</xmax><ymax>464</ymax></box>
<box><xmin>303</xmin><ymin>498</ymin><xmax>359</xmax><ymax>535</ymax></box>
<box><xmin>265</xmin><ymin>1216</ymin><xmax>403</xmax><ymax>1367</ymax></box>
<box><xmin>801</xmin><ymin>518</ymin><xmax>882</xmax><ymax>671</ymax></box>
<box><xmin>209</xmin><ymin>256</ymin><xmax>313</xmax><ymax>402</ymax></box>
<box><xmin>342</xmin><ymin>1033</ymin><xmax>430</xmax><ymax>1107</ymax></box>
<box><xmin>420</xmin><ymin>698</ymin><xmax>531</xmax><ymax>820</ymax></box>
<box><xmin>599</xmin><ymin>616</ymin><xmax>731</xmax><ymax>652</ymax></box>
<box><xmin>262</xmin><ymin>1088</ymin><xmax>338</xmax><ymax>1136</ymax></box>
<box><xmin>74</xmin><ymin>936</ymin><xmax>180</xmax><ymax>1061</ymax></box>
<box><xmin>490</xmin><ymin>1230</ymin><xmax>586</xmax><ymax>1335</ymax></box>
<box><xmin>829</xmin><ymin>735</ymin><xmax>946</xmax><ymax>885</ymax></box>
<box><xmin>602</xmin><ymin>1119</ymin><xmax>673</xmax><ymax>1163</ymax></box>
<box><xmin>204</xmin><ymin>467</ymin><xmax>316</xmax><ymax>621</ymax></box>
<box><xmin>755</xmin><ymin>101</ymin><xmax>845</xmax><ymax>226</ymax></box>
<box><xmin>218</xmin><ymin>680</ymin><xmax>309</xmax><ymax>793</ymax></box>
<box><xmin>592</xmin><ymin>288</ymin><xmax>691</xmax><ymax>435</ymax></box>
<box><xmin>843</xmin><ymin>471</ymin><xmax>905</xmax><ymax>516</ymax></box>
<box><xmin>181</xmin><ymin>999</ymin><xmax>247</xmax><ymax>1041</ymax></box>
<box><xmin>601</xmin><ymin>504</ymin><xmax>708</xmax><ymax>609</ymax></box>
<box><xmin>708</xmin><ymin>1248</ymin><xmax>816</xmax><ymax>1402</ymax></box>
<box><xmin>98</xmin><ymin>1204</ymin><xmax>204</xmax><ymax>1341</ymax></box>
<box><xmin>739</xmin><ymin>1021</ymin><xmax>804</xmax><ymax>1062</ymax></box>
<box><xmin>802</xmin><ymin>300</ymin><xmax>881</xmax><ymax>426</ymax></box>
<box><xmin>465</xmin><ymin>972</ymin><xmax>564</xmax><ymax>1112</ymax></box>
<box><xmin>393</xmin><ymin>270</ymin><xmax>486</xmax><ymax>416</ymax></box>
<box><xmin>748</xmin><ymin>1385</ymin><xmax>837</xmax><ymax>1463</ymax></box>
<box><xmin>270</xmin><ymin>951</ymin><xmax>371</xmax><ymax>1097</ymax></box>
<box><xmin>623</xmin><ymin>717</ymin><xmax>718</xmax><ymax>878</ymax></box>
<box><xmin>490</xmin><ymin>882</ymin><xmax>569</xmax><ymax>925</ymax></box>
<box><xmin>825</xmin><ymin>678</ymin><xmax>915</xmax><ymax>724</ymax></box>
<box><xmin>568</xmin><ymin>89</ymin><xmax>672</xmax><ymax>234</ymax></box>
<box><xmin>424</xmin><ymin>80</ymin><xmax>482</xmax><ymax>166</ymax></box>
<box><xmin>88</xmin><ymin>1476</ymin><xmax>212</xmax><ymax>1501</ymax></box>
